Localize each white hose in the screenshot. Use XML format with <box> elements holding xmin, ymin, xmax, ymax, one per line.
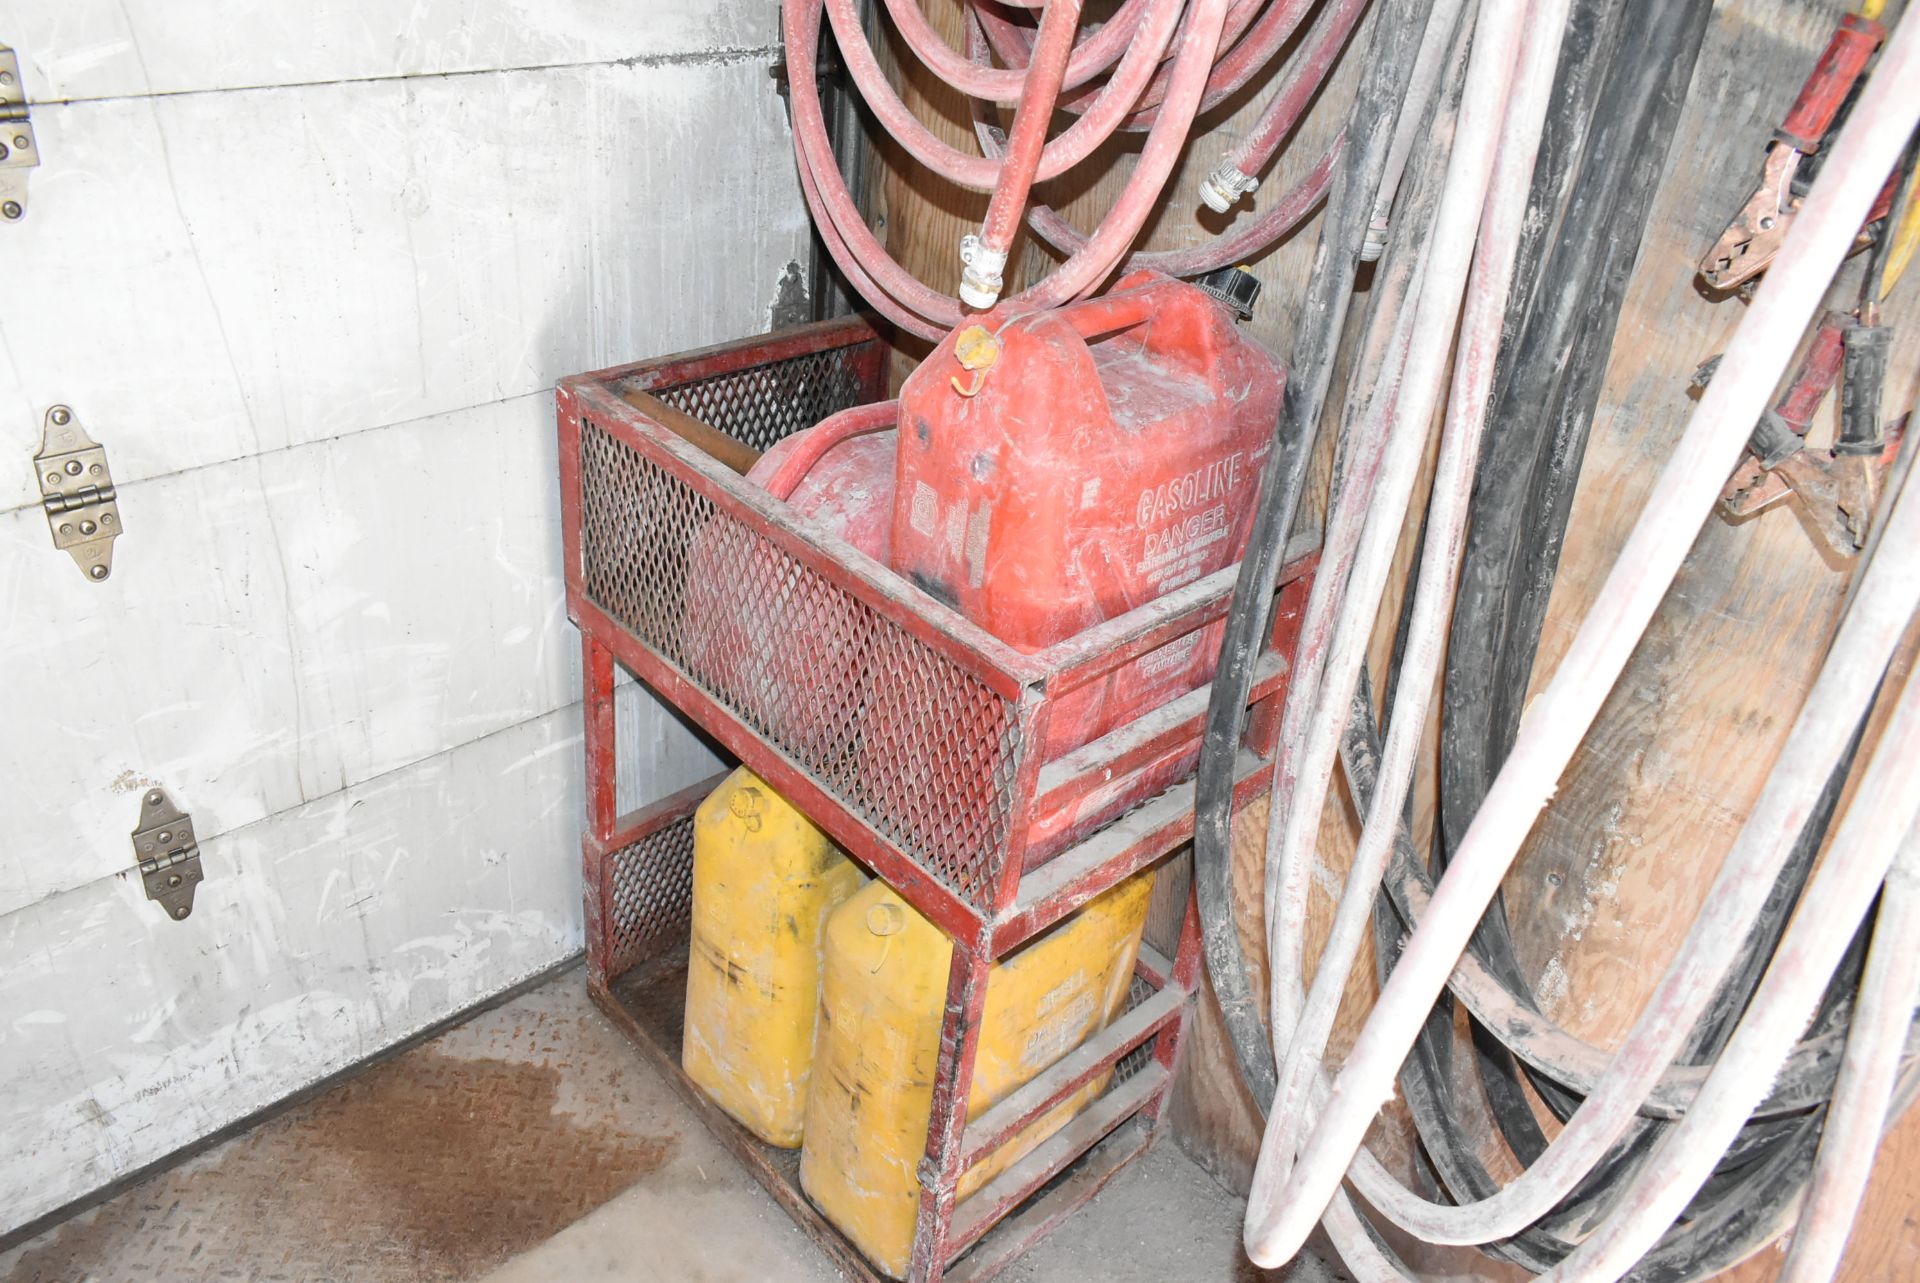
<box><xmin>1270</xmin><ymin>0</ymin><xmax>1562</xmax><ymax>1144</ymax></box>
<box><xmin>1545</xmin><ymin>654</ymin><xmax>1920</xmax><ymax>1282</ymax></box>
<box><xmin>1258</xmin><ymin>0</ymin><xmax>1465</xmax><ymax>943</ymax></box>
<box><xmin>1365</xmin><ymin>0</ymin><xmax>1474</xmax><ymax>253</ymax></box>
<box><xmin>1244</xmin><ymin>6</ymin><xmax>1920</xmax><ymax>1269</ymax></box>
<box><xmin>1351</xmin><ymin>360</ymin><xmax>1920</xmax><ymax>1245</ymax></box>
<box><xmin>1244</xmin><ymin>0</ymin><xmax>1528</xmax><ymax>1257</ymax></box>
<box><xmin>1778</xmin><ymin>830</ymin><xmax>1920</xmax><ymax>1283</ymax></box>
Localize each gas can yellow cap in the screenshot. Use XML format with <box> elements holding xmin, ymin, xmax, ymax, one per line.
<box><xmin>865</xmin><ymin>901</ymin><xmax>907</xmax><ymax>937</ymax></box>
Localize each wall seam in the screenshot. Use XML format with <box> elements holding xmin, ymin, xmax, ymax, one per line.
<box><xmin>25</xmin><ymin>43</ymin><xmax>783</xmax><ymax>109</ymax></box>
<box><xmin>0</xmin><ymin>389</ymin><xmax>557</xmax><ymax>519</ymax></box>
<box><xmin>0</xmin><ymin>690</ymin><xmax>598</xmax><ymax>923</ymax></box>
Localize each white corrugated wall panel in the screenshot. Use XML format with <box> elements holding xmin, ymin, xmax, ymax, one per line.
<box><xmin>0</xmin><ymin>0</ymin><xmax>792</xmax><ymax>1233</ymax></box>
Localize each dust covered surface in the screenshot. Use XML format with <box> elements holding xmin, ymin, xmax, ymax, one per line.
<box><xmin>2</xmin><ymin>981</ymin><xmax>678</xmax><ymax>1283</ymax></box>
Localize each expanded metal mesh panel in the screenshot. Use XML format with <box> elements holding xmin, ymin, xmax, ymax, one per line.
<box><xmin>578</xmin><ymin>422</ymin><xmax>1023</xmax><ymax>910</ymax></box>
<box><xmin>1115</xmin><ymin>976</ymin><xmax>1159</xmax><ymax>1083</ymax></box>
<box><xmin>649</xmin><ymin>345</ymin><xmax>875</xmax><ymax>453</ymax></box>
<box><xmin>605</xmin><ymin>815</ymin><xmax>696</xmax><ymax>981</ymax></box>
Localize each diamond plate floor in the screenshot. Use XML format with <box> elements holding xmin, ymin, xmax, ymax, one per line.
<box><xmin>0</xmin><ymin>968</ymin><xmax>1322</xmax><ymax>1283</ymax></box>
<box><xmin>0</xmin><ymin>970</ymin><xmax>840</xmax><ymax>1283</ymax></box>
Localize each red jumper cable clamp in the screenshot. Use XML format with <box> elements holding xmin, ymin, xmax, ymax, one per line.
<box><xmin>1711</xmin><ymin>311</ymin><xmax>1903</xmax><ymax>559</ymax></box>
<box><xmin>1699</xmin><ymin>12</ymin><xmax>1889</xmax><ymax>292</ymax></box>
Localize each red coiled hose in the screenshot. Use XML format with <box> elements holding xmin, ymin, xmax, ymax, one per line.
<box><xmin>785</xmin><ymin>0</ymin><xmax>1372</xmax><ymax>329</ymax></box>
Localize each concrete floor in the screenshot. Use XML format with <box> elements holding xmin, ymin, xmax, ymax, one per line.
<box><xmin>0</xmin><ymin>967</ymin><xmax>1327</xmax><ymax>1283</ymax></box>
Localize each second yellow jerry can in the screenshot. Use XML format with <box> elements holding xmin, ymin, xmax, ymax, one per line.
<box><xmin>682</xmin><ymin>767</ymin><xmax>868</xmax><ymax>1147</ymax></box>
<box><xmin>799</xmin><ymin>869</ymin><xmax>1155</xmax><ymax>1277</ymax></box>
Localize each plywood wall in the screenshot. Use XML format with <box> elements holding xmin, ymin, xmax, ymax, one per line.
<box><xmin>0</xmin><ymin>0</ymin><xmax>808</xmax><ymax>1236</ymax></box>
<box><xmin>864</xmin><ymin>0</ymin><xmax>1920</xmax><ymax>1277</ymax></box>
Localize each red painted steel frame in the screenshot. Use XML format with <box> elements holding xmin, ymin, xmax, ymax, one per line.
<box><xmin>579</xmin><ymin>775</ymin><xmax>1213</xmax><ymax>1283</ymax></box>
<box><xmin>581</xmin><ymin>634</ymin><xmax>617</xmax><ymax>989</ymax></box>
<box><xmin>561</xmin><ymin>376</ymin><xmax>1311</xmax><ymax>932</ymax></box>
<box><xmin>579</xmin><ymin>777</ymin><xmax>1236</xmax><ymax>1283</ymax></box>
<box><xmin>912</xmin><ymin>947</ymin><xmax>996</xmax><ymax>1278</ymax></box>
<box><xmin>561</xmin><ymin>319</ymin><xmax>1315</xmax><ymax>1283</ymax></box>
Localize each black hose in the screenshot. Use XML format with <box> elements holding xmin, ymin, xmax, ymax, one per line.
<box><xmin>1341</xmin><ymin>2</ymin><xmax>1897</xmax><ymax>1229</ymax></box>
<box><xmin>1187</xmin><ymin>0</ymin><xmax>1907</xmax><ymax>1274</ymax></box>
<box><xmin>1438</xmin><ymin>0</ymin><xmax>1710</xmax><ymax>883</ymax></box>
<box><xmin>1368</xmin><ymin>0</ymin><xmax>1860</xmax><ymax>1267</ymax></box>
<box><xmin>1191</xmin><ymin>0</ymin><xmax>1437</xmax><ymax>1109</ymax></box>
<box><xmin>1420</xmin><ymin>0</ymin><xmax>1710</xmax><ymax>1171</ymax></box>
<box><xmin>1346</xmin><ymin>689</ymin><xmax>1895</xmax><ymax>1279</ymax></box>
<box><xmin>1180</xmin><ymin>0</ymin><xmax>1854</xmax><ymax>1270</ymax></box>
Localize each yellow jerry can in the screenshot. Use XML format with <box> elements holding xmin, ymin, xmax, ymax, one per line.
<box><xmin>682</xmin><ymin>768</ymin><xmax>868</xmax><ymax>1147</ymax></box>
<box><xmin>799</xmin><ymin>869</ymin><xmax>1154</xmax><ymax>1278</ymax></box>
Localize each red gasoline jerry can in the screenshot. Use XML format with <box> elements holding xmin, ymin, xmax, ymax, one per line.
<box><xmin>892</xmin><ymin>271</ymin><xmax>1286</xmax><ymax>762</ymax></box>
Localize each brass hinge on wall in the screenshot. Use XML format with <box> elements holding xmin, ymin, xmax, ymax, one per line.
<box><xmin>0</xmin><ymin>45</ymin><xmax>37</xmax><ymax>223</ymax></box>
<box><xmin>132</xmin><ymin>789</ymin><xmax>204</xmax><ymax>921</ymax></box>
<box><xmin>34</xmin><ymin>405</ymin><xmax>122</xmax><ymax>580</ymax></box>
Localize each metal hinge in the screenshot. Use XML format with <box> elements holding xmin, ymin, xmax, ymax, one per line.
<box><xmin>131</xmin><ymin>788</ymin><xmax>204</xmax><ymax>921</ymax></box>
<box><xmin>0</xmin><ymin>45</ymin><xmax>37</xmax><ymax>223</ymax></box>
<box><xmin>34</xmin><ymin>405</ymin><xmax>122</xmax><ymax>581</ymax></box>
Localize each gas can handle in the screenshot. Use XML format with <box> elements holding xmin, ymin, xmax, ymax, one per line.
<box><xmin>1057</xmin><ymin>274</ymin><xmax>1229</xmax><ymax>383</ymax></box>
<box><xmin>1058</xmin><ymin>281</ymin><xmax>1163</xmax><ymax>343</ymax></box>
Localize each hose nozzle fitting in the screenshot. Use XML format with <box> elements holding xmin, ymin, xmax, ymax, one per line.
<box><xmin>1198</xmin><ymin>163</ymin><xmax>1259</xmax><ymax>214</ymax></box>
<box><xmin>1359</xmin><ymin>217</ymin><xmax>1391</xmax><ymax>262</ymax></box>
<box><xmin>958</xmin><ymin>234</ymin><xmax>1008</xmax><ymax>310</ymax></box>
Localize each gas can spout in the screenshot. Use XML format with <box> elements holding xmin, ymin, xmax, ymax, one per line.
<box><xmin>950</xmin><ymin>323</ymin><xmax>1004</xmax><ymax>397</ymax></box>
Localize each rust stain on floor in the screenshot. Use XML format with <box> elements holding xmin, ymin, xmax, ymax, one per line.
<box><xmin>6</xmin><ymin>1046</ymin><xmax>677</xmax><ymax>1283</ymax></box>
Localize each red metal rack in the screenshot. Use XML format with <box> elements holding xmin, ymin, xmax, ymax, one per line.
<box><xmin>559</xmin><ymin>316</ymin><xmax>1313</xmax><ymax>1283</ymax></box>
